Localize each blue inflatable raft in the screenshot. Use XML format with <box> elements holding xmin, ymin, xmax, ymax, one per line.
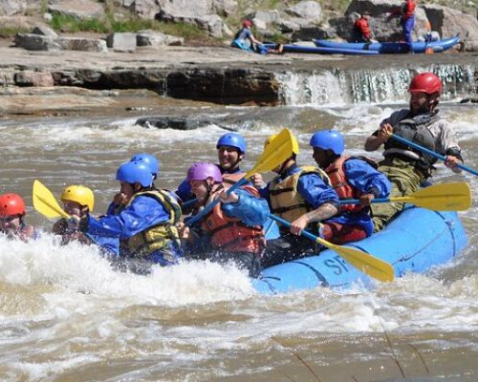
<box><xmin>263</xmin><ymin>43</ymin><xmax>378</xmax><ymax>55</ymax></box>
<box><xmin>313</xmin><ymin>34</ymin><xmax>460</xmax><ymax>54</ymax></box>
<box><xmin>252</xmin><ymin>207</ymin><xmax>468</xmax><ymax>294</ymax></box>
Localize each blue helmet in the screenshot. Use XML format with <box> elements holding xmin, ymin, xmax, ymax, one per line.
<box><xmin>216</xmin><ymin>133</ymin><xmax>246</xmax><ymax>154</ymax></box>
<box><xmin>116</xmin><ymin>161</ymin><xmax>152</xmax><ymax>188</ymax></box>
<box><xmin>130</xmin><ymin>153</ymin><xmax>159</xmax><ymax>177</ymax></box>
<box><xmin>309</xmin><ymin>130</ymin><xmax>345</xmax><ymax>155</ymax></box>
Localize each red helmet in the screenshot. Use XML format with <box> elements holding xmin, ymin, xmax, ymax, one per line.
<box><xmin>409</xmin><ymin>72</ymin><xmax>442</xmax><ymax>95</ymax></box>
<box><xmin>242</xmin><ymin>19</ymin><xmax>253</xmax><ymax>28</ymax></box>
<box><xmin>0</xmin><ymin>193</ymin><xmax>26</xmax><ymax>218</ymax></box>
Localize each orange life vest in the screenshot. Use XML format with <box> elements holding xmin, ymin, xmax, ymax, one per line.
<box><xmin>325</xmin><ymin>156</ymin><xmax>377</xmax><ymax>213</ymax></box>
<box><xmin>221</xmin><ymin>171</ymin><xmax>244</xmax><ymax>189</ymax></box>
<box><xmin>201</xmin><ymin>185</ymin><xmax>265</xmax><ymax>255</ymax></box>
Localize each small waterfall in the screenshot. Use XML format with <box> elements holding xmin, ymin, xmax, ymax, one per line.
<box><xmin>276</xmin><ymin>63</ymin><xmax>478</xmax><ymax>106</ymax></box>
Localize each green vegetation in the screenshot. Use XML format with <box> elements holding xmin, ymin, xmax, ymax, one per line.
<box><xmin>48</xmin><ymin>13</ymin><xmax>206</xmax><ymax>40</ymax></box>
<box><xmin>0</xmin><ymin>26</ymin><xmax>30</xmax><ymax>38</ymax></box>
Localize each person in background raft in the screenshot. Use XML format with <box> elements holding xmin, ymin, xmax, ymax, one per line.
<box><xmin>107</xmin><ymin>153</ymin><xmax>159</xmax><ymax>215</ymax></box>
<box><xmin>364</xmin><ymin>72</ymin><xmax>463</xmax><ymax>232</ymax></box>
<box><xmin>231</xmin><ymin>19</ymin><xmax>283</xmax><ymax>55</ymax></box>
<box><xmin>178</xmin><ymin>162</ymin><xmax>269</xmax><ymax>277</ymax></box>
<box><xmin>52</xmin><ymin>185</ymin><xmax>119</xmax><ymax>257</ymax></box>
<box><xmin>0</xmin><ymin>193</ymin><xmax>36</xmax><ymax>241</ymax></box>
<box><xmin>176</xmin><ymin>133</ymin><xmax>248</xmax><ymax>207</ymax></box>
<box><xmin>352</xmin><ymin>11</ymin><xmax>373</xmax><ymax>43</ymax></box>
<box><xmin>309</xmin><ymin>130</ymin><xmax>391</xmax><ymax>241</ymax></box>
<box><xmin>73</xmin><ymin>161</ymin><xmax>183</xmax><ymax>274</ymax></box>
<box><xmin>388</xmin><ymin>0</ymin><xmax>416</xmax><ymax>49</ymax></box>
<box><xmin>251</xmin><ymin>133</ymin><xmax>341</xmax><ymax>268</ymax></box>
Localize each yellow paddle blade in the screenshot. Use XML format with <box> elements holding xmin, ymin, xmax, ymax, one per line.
<box><xmin>392</xmin><ymin>182</ymin><xmax>471</xmax><ymax>211</ymax></box>
<box><xmin>316</xmin><ymin>236</ymin><xmax>395</xmax><ymax>282</ymax></box>
<box><xmin>245</xmin><ymin>128</ymin><xmax>296</xmax><ymax>178</ymax></box>
<box><xmin>32</xmin><ymin>180</ymin><xmax>69</xmax><ymax>219</ymax></box>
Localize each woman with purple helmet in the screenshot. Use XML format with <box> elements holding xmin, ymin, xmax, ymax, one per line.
<box><xmin>179</xmin><ymin>162</ymin><xmax>270</xmax><ymax>277</ymax></box>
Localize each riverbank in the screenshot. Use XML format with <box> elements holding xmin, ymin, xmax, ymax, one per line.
<box><xmin>1</xmin><ymin>36</ymin><xmax>477</xmax><ymax>117</ymax></box>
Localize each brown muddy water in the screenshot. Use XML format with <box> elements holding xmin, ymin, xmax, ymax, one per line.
<box><xmin>0</xmin><ymin>91</ymin><xmax>478</xmax><ymax>382</ymax></box>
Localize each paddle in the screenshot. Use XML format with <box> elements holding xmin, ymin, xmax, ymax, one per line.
<box><xmin>33</xmin><ymin>180</ymin><xmax>101</xmax><ymax>245</ymax></box>
<box><xmin>339</xmin><ymin>182</ymin><xmax>471</xmax><ymax>211</ymax></box>
<box><xmin>32</xmin><ymin>180</ymin><xmax>70</xmax><ymax>219</ymax></box>
<box><xmin>186</xmin><ymin>128</ymin><xmax>296</xmax><ymax>227</ymax></box>
<box><xmin>390</xmin><ymin>133</ymin><xmax>478</xmax><ymax>177</ymax></box>
<box><xmin>268</xmin><ymin>214</ymin><xmax>394</xmax><ymax>283</ymax></box>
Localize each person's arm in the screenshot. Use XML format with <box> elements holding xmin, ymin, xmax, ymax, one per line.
<box><xmin>365</xmin><ymin>124</ymin><xmax>393</xmax><ymax>151</ymax></box>
<box><xmin>86</xmin><ymin>196</ymin><xmax>171</xmax><ymax>239</ymax></box>
<box><xmin>437</xmin><ymin>121</ymin><xmax>464</xmax><ymax>173</ymax></box>
<box><xmin>221</xmin><ymin>188</ymin><xmax>270</xmax><ymax>227</ymax></box>
<box><xmin>344</xmin><ymin>159</ymin><xmax>392</xmax><ymax>206</ymax></box>
<box><xmin>289</xmin><ymin>173</ymin><xmax>340</xmax><ymax>235</ymax></box>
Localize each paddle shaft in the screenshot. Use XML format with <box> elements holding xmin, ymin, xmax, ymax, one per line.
<box><xmin>186</xmin><ymin>177</ymin><xmax>248</xmax><ymax>227</ymax></box>
<box><xmin>339</xmin><ymin>198</ymin><xmax>393</xmax><ymax>205</ymax></box>
<box><xmin>390</xmin><ymin>134</ymin><xmax>478</xmax><ymax>176</ymax></box>
<box><xmin>267</xmin><ymin>214</ymin><xmax>320</xmax><ymax>243</ymax></box>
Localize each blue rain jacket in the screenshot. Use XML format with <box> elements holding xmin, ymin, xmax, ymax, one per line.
<box><xmin>86</xmin><ymin>194</ymin><xmax>180</xmax><ymax>263</ymax></box>
<box><xmin>326</xmin><ymin>158</ymin><xmax>391</xmax><ymax>236</ymax></box>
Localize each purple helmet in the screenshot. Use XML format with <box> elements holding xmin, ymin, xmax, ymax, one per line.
<box><xmin>187</xmin><ymin>162</ymin><xmax>222</xmax><ymax>183</ymax></box>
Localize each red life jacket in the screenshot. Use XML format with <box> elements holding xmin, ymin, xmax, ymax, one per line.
<box><xmin>402</xmin><ymin>0</ymin><xmax>415</xmax><ymax>19</ymax></box>
<box><xmin>201</xmin><ymin>185</ymin><xmax>265</xmax><ymax>255</ymax></box>
<box><xmin>354</xmin><ymin>18</ymin><xmax>371</xmax><ymax>40</ymax></box>
<box><xmin>325</xmin><ymin>156</ymin><xmax>377</xmax><ymax>213</ymax></box>
<box><xmin>222</xmin><ymin>171</ymin><xmax>244</xmax><ymax>189</ymax></box>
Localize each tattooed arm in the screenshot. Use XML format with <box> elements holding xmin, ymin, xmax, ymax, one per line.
<box><xmin>289</xmin><ymin>203</ymin><xmax>339</xmax><ymax>236</ymax></box>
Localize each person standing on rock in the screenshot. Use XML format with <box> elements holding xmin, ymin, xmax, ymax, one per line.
<box><xmin>388</xmin><ymin>0</ymin><xmax>417</xmax><ymax>49</ymax></box>
<box><xmin>352</xmin><ymin>11</ymin><xmax>373</xmax><ymax>43</ymax></box>
<box><xmin>231</xmin><ymin>19</ymin><xmax>283</xmax><ymax>55</ymax></box>
<box><xmin>364</xmin><ymin>72</ymin><xmax>463</xmax><ymax>232</ymax></box>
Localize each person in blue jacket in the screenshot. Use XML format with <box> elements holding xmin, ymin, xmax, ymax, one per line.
<box><xmin>52</xmin><ymin>185</ymin><xmax>119</xmax><ymax>257</ymax></box>
<box><xmin>252</xmin><ymin>133</ymin><xmax>341</xmax><ymax>268</ymax></box>
<box><xmin>176</xmin><ymin>132</ymin><xmax>248</xmax><ymax>207</ymax></box>
<box><xmin>107</xmin><ymin>152</ymin><xmax>159</xmax><ymax>216</ymax></box>
<box><xmin>179</xmin><ymin>162</ymin><xmax>269</xmax><ymax>277</ymax></box>
<box><xmin>309</xmin><ymin>130</ymin><xmax>391</xmax><ymax>240</ymax></box>
<box><xmin>231</xmin><ymin>19</ymin><xmax>283</xmax><ymax>55</ymax></box>
<box><xmin>75</xmin><ymin>161</ymin><xmax>183</xmax><ymax>274</ymax></box>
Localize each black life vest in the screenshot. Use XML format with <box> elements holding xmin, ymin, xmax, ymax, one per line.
<box><xmin>384</xmin><ymin>112</ymin><xmax>439</xmax><ymax>174</ymax></box>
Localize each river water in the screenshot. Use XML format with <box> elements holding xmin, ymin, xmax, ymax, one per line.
<box><xmin>0</xmin><ymin>68</ymin><xmax>478</xmax><ymax>381</ymax></box>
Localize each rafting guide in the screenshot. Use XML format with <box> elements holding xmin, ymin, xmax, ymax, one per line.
<box><xmin>365</xmin><ymin>72</ymin><xmax>463</xmax><ymax>231</ymax></box>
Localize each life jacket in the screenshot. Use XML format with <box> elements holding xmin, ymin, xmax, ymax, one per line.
<box><xmin>201</xmin><ymin>185</ymin><xmax>265</xmax><ymax>255</ymax></box>
<box><xmin>124</xmin><ymin>190</ymin><xmax>182</xmax><ymax>258</ymax></box>
<box><xmin>384</xmin><ymin>112</ymin><xmax>439</xmax><ymax>177</ymax></box>
<box><xmin>354</xmin><ymin>18</ymin><xmax>371</xmax><ymax>40</ymax></box>
<box><xmin>269</xmin><ymin>166</ymin><xmax>330</xmax><ymax>223</ymax></box>
<box><xmin>402</xmin><ymin>0</ymin><xmax>415</xmax><ymax>19</ymax></box>
<box><xmin>325</xmin><ymin>156</ymin><xmax>378</xmax><ymax>213</ymax></box>
<box><xmin>222</xmin><ymin>171</ymin><xmax>244</xmax><ymax>189</ymax></box>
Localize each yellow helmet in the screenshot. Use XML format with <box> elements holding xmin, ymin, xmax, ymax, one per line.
<box><xmin>61</xmin><ymin>185</ymin><xmax>94</xmax><ymax>212</ymax></box>
<box><xmin>264</xmin><ymin>129</ymin><xmax>300</xmax><ymax>154</ymax></box>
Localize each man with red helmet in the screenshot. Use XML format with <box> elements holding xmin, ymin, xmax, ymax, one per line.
<box><xmin>0</xmin><ymin>193</ymin><xmax>36</xmax><ymax>241</ymax></box>
<box><xmin>231</xmin><ymin>19</ymin><xmax>283</xmax><ymax>55</ymax></box>
<box><xmin>365</xmin><ymin>72</ymin><xmax>463</xmax><ymax>231</ymax></box>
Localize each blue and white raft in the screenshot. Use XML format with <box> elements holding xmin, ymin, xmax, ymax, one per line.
<box><xmin>252</xmin><ymin>207</ymin><xmax>468</xmax><ymax>294</ymax></box>
<box><xmin>313</xmin><ymin>34</ymin><xmax>460</xmax><ymax>54</ymax></box>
